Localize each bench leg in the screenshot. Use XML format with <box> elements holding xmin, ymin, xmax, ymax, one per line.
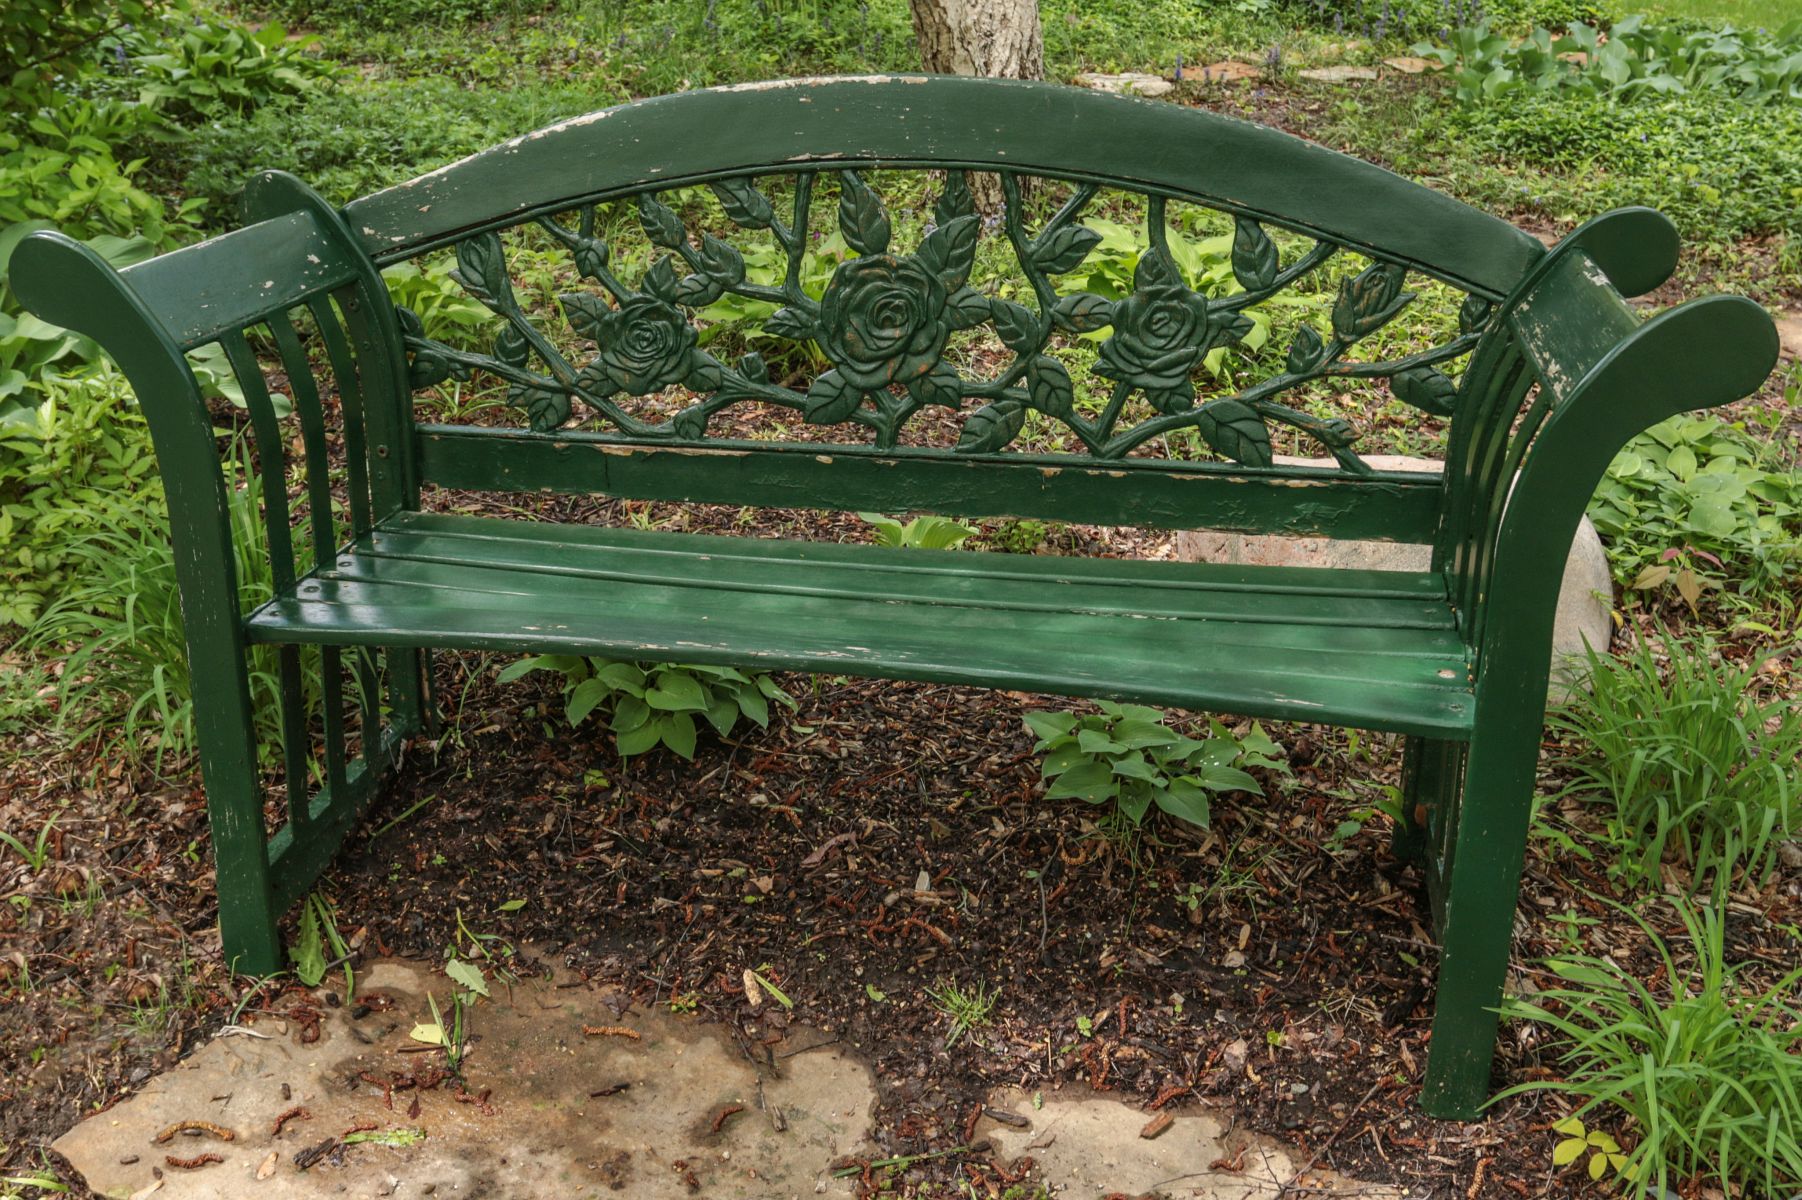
<box><xmin>1394</xmin><ymin>736</ymin><xmax>1460</xmax><ymax>867</ymax></box>
<box><xmin>1418</xmin><ymin>724</ymin><xmax>1537</xmax><ymax>1120</ymax></box>
<box><xmin>193</xmin><ymin>661</ymin><xmax>283</xmax><ymax>977</ymax></box>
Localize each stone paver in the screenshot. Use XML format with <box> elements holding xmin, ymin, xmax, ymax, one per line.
<box><xmin>56</xmin><ymin>959</ymin><xmax>874</xmax><ymax>1200</ymax></box>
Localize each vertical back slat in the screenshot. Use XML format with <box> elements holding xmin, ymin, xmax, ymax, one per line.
<box><xmin>221</xmin><ymin>332</ymin><xmax>297</xmax><ymax>591</ymax></box>
<box><xmin>269</xmin><ymin>313</ymin><xmax>337</xmax><ymax>569</ymax></box>
<box><xmin>306</xmin><ymin>294</ymin><xmax>374</xmax><ymax>538</ymax></box>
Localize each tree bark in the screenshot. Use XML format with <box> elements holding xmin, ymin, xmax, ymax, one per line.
<box><xmin>909</xmin><ymin>0</ymin><xmax>1043</xmax><ymax>81</ymax></box>
<box><xmin>908</xmin><ymin>0</ymin><xmax>1043</xmax><ymax>211</ymax></box>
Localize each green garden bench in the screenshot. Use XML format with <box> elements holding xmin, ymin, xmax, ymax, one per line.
<box><xmin>13</xmin><ymin>77</ymin><xmax>1778</xmax><ymax>1119</ymax></box>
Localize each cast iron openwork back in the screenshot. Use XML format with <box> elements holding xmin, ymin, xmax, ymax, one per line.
<box><xmin>399</xmin><ymin>168</ymin><xmax>1496</xmax><ymax>474</ymax></box>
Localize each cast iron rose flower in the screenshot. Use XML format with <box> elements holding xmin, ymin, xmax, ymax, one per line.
<box><xmin>1094</xmin><ymin>276</ymin><xmax>1216</xmax><ymax>393</ymax></box>
<box><xmin>591</xmin><ymin>296</ymin><xmax>698</xmax><ymax>395</ymax></box>
<box><xmin>817</xmin><ymin>255</ymin><xmax>951</xmax><ymax>390</ymax></box>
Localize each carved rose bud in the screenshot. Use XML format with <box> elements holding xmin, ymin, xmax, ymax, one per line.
<box><xmin>593</xmin><ymin>296</ymin><xmax>699</xmax><ymax>395</ymax></box>
<box><xmin>817</xmin><ymin>255</ymin><xmax>951</xmax><ymax>391</ymax></box>
<box><xmin>1094</xmin><ymin>277</ymin><xmax>1216</xmax><ymax>393</ymax></box>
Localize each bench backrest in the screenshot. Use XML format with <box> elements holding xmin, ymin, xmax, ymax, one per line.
<box><xmin>17</xmin><ymin>76</ymin><xmax>1684</xmax><ymax>654</ymax></box>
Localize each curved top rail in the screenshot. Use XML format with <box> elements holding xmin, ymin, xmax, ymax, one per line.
<box><xmin>340</xmin><ymin>75</ymin><xmax>1543</xmax><ymax>297</ymax></box>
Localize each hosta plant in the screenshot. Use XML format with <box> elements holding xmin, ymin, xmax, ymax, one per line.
<box><xmin>1024</xmin><ymin>703</ymin><xmax>1286</xmax><ymax>831</ymax></box>
<box><xmin>499</xmin><ymin>656</ymin><xmax>796</xmax><ymax>760</ymax></box>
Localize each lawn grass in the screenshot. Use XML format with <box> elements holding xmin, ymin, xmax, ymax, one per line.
<box><xmin>1629</xmin><ymin>0</ymin><xmax>1799</xmax><ymax>28</ymax></box>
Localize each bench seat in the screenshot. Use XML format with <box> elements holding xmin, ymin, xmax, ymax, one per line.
<box><xmin>248</xmin><ymin>511</ymin><xmax>1477</xmax><ymax>738</ymax></box>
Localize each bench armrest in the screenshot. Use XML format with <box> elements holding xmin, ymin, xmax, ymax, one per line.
<box><xmin>1479</xmin><ymin>292</ymin><xmax>1779</xmax><ymax>703</ymax></box>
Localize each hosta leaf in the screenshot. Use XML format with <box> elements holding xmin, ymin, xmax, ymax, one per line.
<box><xmin>1044</xmin><ymin>760</ymin><xmax>1117</xmax><ymax>803</ymax></box>
<box><xmin>989</xmin><ymin>297</ymin><xmax>1040</xmax><ymax>352</ymax></box>
<box><xmin>1031</xmin><ymin>225</ymin><xmax>1103</xmax><ymax>275</ymax></box>
<box><xmin>1231</xmin><ymin>217</ymin><xmax>1279</xmax><ymax>291</ymax></box>
<box><xmin>1026</xmin><ymin>356</ymin><xmax>1074</xmax><ymax>419</ymax></box>
<box><xmin>660</xmin><ymin>711</ymin><xmax>698</xmax><ymax>759</ymax></box>
<box><xmin>917</xmin><ymin>214</ymin><xmax>979</xmax><ymax>291</ymax></box>
<box><xmin>1052</xmin><ymin>292</ymin><xmax>1114</xmax><ymax>334</ymax></box>
<box><xmin>1154</xmin><ymin>780</ymin><xmax>1211</xmax><ymax>828</ymax></box>
<box><xmin>1391</xmin><ymin>366</ymin><xmax>1459</xmax><ymax>416</ymax></box>
<box><xmin>646</xmin><ymin>670</ymin><xmax>708</xmax><ymax>712</ymax></box>
<box><xmin>1286</xmin><ymin>325</ymin><xmax>1328</xmax><ymax>375</ymax></box>
<box><xmin>956</xmin><ymin>398</ymin><xmax>1028</xmax><ymax>454</ymax></box>
<box><xmin>1195</xmin><ymin>398</ymin><xmax>1273</xmax><ymax>467</ymax></box>
<box><xmin>711</xmin><ymin>178</ymin><xmax>775</xmax><ymax>228</ymax></box>
<box><xmin>934</xmin><ymin>171</ymin><xmax>975</xmax><ymax>228</ymax></box>
<box><xmin>615</xmin><ymin>719</ymin><xmax>663</xmax><ymax>757</ymax></box>
<box><xmin>567</xmin><ymin>677</ymin><xmax>610</xmax><ymax>726</ymax></box>
<box><xmin>1023</xmin><ymin>712</ymin><xmax>1079</xmax><ymax>741</ymax></box>
<box><xmin>635</xmin><ymin>193</ymin><xmax>687</xmax><ymax>250</ymax></box>
<box><xmin>837</xmin><ymin>171</ymin><xmax>891</xmax><ymax>256</ymax></box>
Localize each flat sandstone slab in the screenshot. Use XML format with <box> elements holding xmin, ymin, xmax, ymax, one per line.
<box><xmin>55</xmin><ymin>958</ymin><xmax>874</xmax><ymax>1199</ymax></box>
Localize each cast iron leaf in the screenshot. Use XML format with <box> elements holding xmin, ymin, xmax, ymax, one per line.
<box><xmin>642</xmin><ymin>256</ymin><xmax>681</xmax><ymax>305</ymax></box>
<box><xmin>934</xmin><ymin>171</ymin><xmax>975</xmax><ymax>228</ymax></box>
<box><xmin>1391</xmin><ymin>366</ymin><xmax>1459</xmax><ymax>416</ymax></box>
<box><xmin>511</xmin><ymin>381</ymin><xmax>570</xmax><ymax>432</ymax></box>
<box><xmin>909</xmin><ymin>362</ymin><xmax>964</xmax><ymax>409</ymax></box>
<box><xmin>803</xmin><ymin>370</ymin><xmax>863</xmax><ymax>424</ymax></box>
<box><xmin>1026</xmin><ymin>356</ymin><xmax>1075</xmax><ymax>419</ymax></box>
<box><xmin>916</xmin><ymin>214</ymin><xmax>980</xmax><ymax>292</ymax></box>
<box><xmin>1231</xmin><ymin>218</ymin><xmax>1279</xmax><ymax>292</ymax></box>
<box><xmin>1031</xmin><ymin>225</ymin><xmax>1103</xmax><ymax>276</ymax></box>
<box><xmin>837</xmin><ymin>171</ymin><xmax>891</xmax><ymax>257</ymax></box>
<box><xmin>1052</xmin><ymin>292</ymin><xmax>1114</xmax><ymax>334</ymax></box>
<box><xmin>710</xmin><ymin>178</ymin><xmax>775</xmax><ymax>228</ymax></box>
<box><xmin>1331</xmin><ymin>262</ymin><xmax>1415</xmax><ymax>342</ymax></box>
<box><xmin>452</xmin><ymin>232</ymin><xmax>512</xmax><ymax>311</ymax></box>
<box><xmin>559</xmin><ymin>292</ymin><xmax>611</xmax><ymax>343</ymax></box>
<box><xmin>635</xmin><ymin>194</ymin><xmax>687</xmax><ymax>250</ymax></box>
<box><xmin>696</xmin><ymin>234</ymin><xmax>746</xmax><ymax>287</ymax></box>
<box><xmin>1286</xmin><ymin>324</ymin><xmax>1328</xmax><ymax>375</ymax></box>
<box><xmin>765</xmin><ymin>306</ymin><xmax>820</xmax><ymax>341</ymax></box>
<box><xmin>989</xmin><ymin>297</ymin><xmax>1040</xmax><ymax>353</ymax></box>
<box><xmin>1459</xmin><ymin>293</ymin><xmax>1495</xmax><ymax>334</ymax></box>
<box><xmin>494</xmin><ymin>323</ymin><xmax>530</xmax><ymax>367</ymax></box>
<box><xmin>1195</xmin><ymin>398</ymin><xmax>1274</xmax><ymax>467</ymax></box>
<box><xmin>956</xmin><ymin>397</ymin><xmax>1028</xmax><ymax>453</ymax></box>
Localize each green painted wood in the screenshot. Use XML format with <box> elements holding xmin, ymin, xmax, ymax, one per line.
<box><xmin>247</xmin><ymin>514</ymin><xmax>1476</xmax><ymax>738</ymax></box>
<box><xmin>415</xmin><ymin>428</ymin><xmax>1447</xmax><ymax>542</ymax></box>
<box><xmin>11</xmin><ymin>232</ymin><xmax>285</xmax><ymax>975</ymax></box>
<box><xmin>345</xmin><ymin>76</ymin><xmax>1543</xmax><ymax>298</ymax></box>
<box><xmin>1419</xmin><ymin>293</ymin><xmax>1780</xmax><ymax>1119</ymax></box>
<box><xmin>1508</xmin><ymin>251</ymin><xmax>1642</xmax><ymax>406</ymax></box>
<box><xmin>118</xmin><ymin>211</ymin><xmax>356</xmax><ymax>351</ymax></box>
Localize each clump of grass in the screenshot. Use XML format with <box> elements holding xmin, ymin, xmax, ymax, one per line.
<box><xmin>1548</xmin><ymin>633</ymin><xmax>1798</xmax><ymax>892</ymax></box>
<box><xmin>1500</xmin><ymin>898</ymin><xmax>1802</xmax><ymax>1198</ymax></box>
<box><xmin>925</xmin><ymin>979</ymin><xmax>997</xmax><ymax>1048</ymax></box>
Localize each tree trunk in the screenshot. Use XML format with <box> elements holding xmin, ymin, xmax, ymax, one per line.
<box><xmin>909</xmin><ymin>0</ymin><xmax>1043</xmax><ymax>81</ymax></box>
<box><xmin>908</xmin><ymin>0</ymin><xmax>1043</xmax><ymax>211</ymax></box>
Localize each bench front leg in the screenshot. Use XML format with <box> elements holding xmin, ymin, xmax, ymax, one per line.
<box><xmin>1421</xmin><ymin>292</ymin><xmax>1778</xmax><ymax>1118</ymax></box>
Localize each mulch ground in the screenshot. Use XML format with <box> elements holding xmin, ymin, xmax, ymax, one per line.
<box><xmin>3</xmin><ymin>493</ymin><xmax>1798</xmax><ymax>1198</ymax></box>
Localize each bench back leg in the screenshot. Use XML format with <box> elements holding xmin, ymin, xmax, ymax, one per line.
<box><xmin>196</xmin><ymin>652</ymin><xmax>284</xmax><ymax>976</ymax></box>
<box><xmin>1418</xmin><ymin>716</ymin><xmax>1538</xmax><ymax>1118</ymax></box>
